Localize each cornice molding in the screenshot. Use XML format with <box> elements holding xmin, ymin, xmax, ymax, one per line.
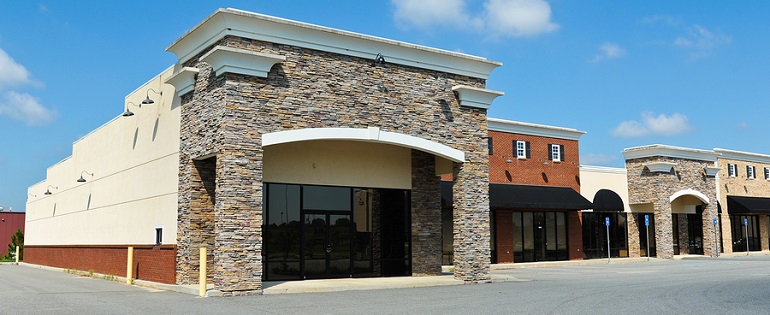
<box><xmin>488</xmin><ymin>117</ymin><xmax>585</xmax><ymax>140</ymax></box>
<box><xmin>167</xmin><ymin>8</ymin><xmax>501</xmax><ymax>79</ymax></box>
<box><xmin>199</xmin><ymin>46</ymin><xmax>285</xmax><ymax>78</ymax></box>
<box><xmin>451</xmin><ymin>85</ymin><xmax>503</xmax><ymax>109</ymax></box>
<box><xmin>713</xmin><ymin>148</ymin><xmax>770</xmax><ymax>164</ymax></box>
<box><xmin>163</xmin><ymin>67</ymin><xmax>199</xmax><ymax>96</ymax></box>
<box><xmin>622</xmin><ymin>144</ymin><xmax>720</xmax><ymax>162</ymax></box>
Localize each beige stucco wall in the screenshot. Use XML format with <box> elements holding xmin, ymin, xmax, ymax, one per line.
<box><xmin>263</xmin><ymin>140</ymin><xmax>412</xmax><ymax>189</ymax></box>
<box><xmin>579</xmin><ymin>165</ymin><xmax>630</xmax><ymax>212</ymax></box>
<box><xmin>26</xmin><ymin>67</ymin><xmax>180</xmax><ymax>246</ymax></box>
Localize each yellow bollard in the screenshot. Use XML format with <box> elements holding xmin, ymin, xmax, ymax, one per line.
<box><xmin>126</xmin><ymin>246</ymin><xmax>134</xmax><ymax>285</ymax></box>
<box><xmin>15</xmin><ymin>246</ymin><xmax>19</xmax><ymax>264</ymax></box>
<box><xmin>199</xmin><ymin>247</ymin><xmax>207</xmax><ymax>297</ymax></box>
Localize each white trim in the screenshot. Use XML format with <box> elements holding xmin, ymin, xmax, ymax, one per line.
<box><xmin>167</xmin><ymin>8</ymin><xmax>502</xmax><ymax>79</ymax></box>
<box><xmin>451</xmin><ymin>85</ymin><xmax>504</xmax><ymax>109</ymax></box>
<box><xmin>622</xmin><ymin>144</ymin><xmax>720</xmax><ymax>162</ymax></box>
<box><xmin>669</xmin><ymin>189</ymin><xmax>710</xmax><ymax>204</ymax></box>
<box><xmin>515</xmin><ymin>140</ymin><xmax>526</xmax><ymax>159</ymax></box>
<box><xmin>262</xmin><ymin>127</ymin><xmax>465</xmax><ymax>162</ymax></box>
<box><xmin>644</xmin><ymin>161</ymin><xmax>676</xmax><ymax>173</ymax></box>
<box><xmin>164</xmin><ymin>66</ymin><xmax>199</xmax><ymax>96</ymax></box>
<box><xmin>714</xmin><ymin>148</ymin><xmax>770</xmax><ymax>164</ymax></box>
<box><xmin>579</xmin><ymin>165</ymin><xmax>627</xmax><ymax>174</ymax></box>
<box><xmin>488</xmin><ymin>117</ymin><xmax>585</xmax><ymax>140</ymax></box>
<box><xmin>704</xmin><ymin>166</ymin><xmax>721</xmax><ymax>177</ymax></box>
<box><xmin>199</xmin><ymin>46</ymin><xmax>285</xmax><ymax>78</ymax></box>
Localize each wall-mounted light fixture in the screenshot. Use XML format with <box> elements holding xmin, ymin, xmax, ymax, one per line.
<box><xmin>121</xmin><ymin>101</ymin><xmax>142</xmax><ymax>117</ymax></box>
<box><xmin>77</xmin><ymin>171</ymin><xmax>94</xmax><ymax>183</ymax></box>
<box><xmin>44</xmin><ymin>185</ymin><xmax>58</xmax><ymax>195</ymax></box>
<box><xmin>142</xmin><ymin>88</ymin><xmax>162</xmax><ymax>105</ymax></box>
<box><xmin>370</xmin><ymin>53</ymin><xmax>385</xmax><ymax>66</ymax></box>
<box><xmin>503</xmin><ymin>155</ymin><xmax>513</xmax><ymax>163</ymax></box>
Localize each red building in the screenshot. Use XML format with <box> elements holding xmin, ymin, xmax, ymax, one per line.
<box><xmin>442</xmin><ymin>118</ymin><xmax>591</xmax><ymax>264</ymax></box>
<box><xmin>0</xmin><ymin>211</ymin><xmax>25</xmax><ymax>258</ymax></box>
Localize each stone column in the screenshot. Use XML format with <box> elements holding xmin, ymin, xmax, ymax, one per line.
<box><xmin>452</xmin><ymin>160</ymin><xmax>490</xmax><ymax>283</ymax></box>
<box><xmin>410</xmin><ymin>150</ymin><xmax>442</xmax><ymax>276</ymax></box>
<box><xmin>677</xmin><ymin>214</ymin><xmax>689</xmax><ymax>254</ymax></box>
<box><xmin>627</xmin><ymin>214</ymin><xmax>641</xmax><ymax>258</ymax></box>
<box><xmin>760</xmin><ymin>215</ymin><xmax>770</xmax><ymax>251</ymax></box>
<box><xmin>720</xmin><ymin>213</ymin><xmax>733</xmax><ymax>253</ymax></box>
<box><xmin>701</xmin><ymin>203</ymin><xmax>719</xmax><ymax>257</ymax></box>
<box><xmin>212</xmin><ymin>148</ymin><xmax>264</xmax><ymax>295</ymax></box>
<box><xmin>654</xmin><ymin>200</ymin><xmax>674</xmax><ymax>259</ymax></box>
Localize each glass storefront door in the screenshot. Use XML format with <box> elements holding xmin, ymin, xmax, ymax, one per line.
<box><xmin>303</xmin><ymin>213</ymin><xmax>352</xmax><ymax>279</ymax></box>
<box><xmin>513</xmin><ymin>211</ymin><xmax>568</xmax><ymax>262</ymax></box>
<box><xmin>264</xmin><ymin>183</ymin><xmax>411</xmax><ymax>281</ymax></box>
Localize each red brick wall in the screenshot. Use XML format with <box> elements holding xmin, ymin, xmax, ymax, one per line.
<box><xmin>568</xmin><ymin>211</ymin><xmax>584</xmax><ymax>260</ymax></box>
<box><xmin>495</xmin><ymin>210</ymin><xmax>514</xmax><ymax>263</ymax></box>
<box><xmin>0</xmin><ymin>212</ymin><xmax>25</xmax><ymax>256</ymax></box>
<box><xmin>488</xmin><ymin>130</ymin><xmax>581</xmax><ymax>191</ymax></box>
<box><xmin>25</xmin><ymin>245</ymin><xmax>177</xmax><ymax>284</ymax></box>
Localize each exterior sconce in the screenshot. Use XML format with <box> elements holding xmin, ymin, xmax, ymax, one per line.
<box><xmin>121</xmin><ymin>101</ymin><xmax>141</xmax><ymax>117</ymax></box>
<box><xmin>142</xmin><ymin>88</ymin><xmax>162</xmax><ymax>105</ymax></box>
<box><xmin>371</xmin><ymin>53</ymin><xmax>385</xmax><ymax>66</ymax></box>
<box><xmin>44</xmin><ymin>185</ymin><xmax>58</xmax><ymax>195</ymax></box>
<box><xmin>77</xmin><ymin>171</ymin><xmax>94</xmax><ymax>183</ymax></box>
<box><xmin>503</xmin><ymin>155</ymin><xmax>513</xmax><ymax>163</ymax></box>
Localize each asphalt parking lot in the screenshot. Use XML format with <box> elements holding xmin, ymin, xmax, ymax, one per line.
<box><xmin>2</xmin><ymin>254</ymin><xmax>770</xmax><ymax>314</ymax></box>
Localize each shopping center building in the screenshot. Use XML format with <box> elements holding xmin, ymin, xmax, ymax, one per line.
<box><xmin>25</xmin><ymin>8</ymin><xmax>503</xmax><ymax>295</ymax></box>
<box><xmin>24</xmin><ymin>8</ymin><xmax>770</xmax><ymax>296</ymax></box>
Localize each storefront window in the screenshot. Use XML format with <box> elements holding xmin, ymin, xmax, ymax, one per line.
<box><xmin>731</xmin><ymin>215</ymin><xmax>760</xmax><ymax>252</ymax></box>
<box><xmin>513</xmin><ymin>211</ymin><xmax>568</xmax><ymax>262</ymax></box>
<box><xmin>581</xmin><ymin>212</ymin><xmax>628</xmax><ymax>259</ymax></box>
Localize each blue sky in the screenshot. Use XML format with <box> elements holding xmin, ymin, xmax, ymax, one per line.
<box><xmin>1</xmin><ymin>1</ymin><xmax>769</xmax><ymax>212</ymax></box>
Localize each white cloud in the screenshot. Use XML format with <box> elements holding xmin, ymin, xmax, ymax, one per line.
<box><xmin>674</xmin><ymin>25</ymin><xmax>731</xmax><ymax>59</ymax></box>
<box><xmin>612</xmin><ymin>112</ymin><xmax>692</xmax><ymax>138</ymax></box>
<box><xmin>0</xmin><ymin>91</ymin><xmax>56</xmax><ymax>126</ymax></box>
<box><xmin>391</xmin><ymin>0</ymin><xmax>558</xmax><ymax>38</ymax></box>
<box><xmin>483</xmin><ymin>0</ymin><xmax>559</xmax><ymax>37</ymax></box>
<box><xmin>580</xmin><ymin>153</ymin><xmax>619</xmax><ymax>166</ymax></box>
<box><xmin>0</xmin><ymin>48</ymin><xmax>32</xmax><ymax>89</ymax></box>
<box><xmin>590</xmin><ymin>42</ymin><xmax>626</xmax><ymax>63</ymax></box>
<box><xmin>392</xmin><ymin>0</ymin><xmax>476</xmax><ymax>29</ymax></box>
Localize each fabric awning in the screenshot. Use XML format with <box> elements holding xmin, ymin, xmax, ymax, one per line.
<box><xmin>441</xmin><ymin>182</ymin><xmax>593</xmax><ymax>210</ymax></box>
<box><xmin>727</xmin><ymin>196</ymin><xmax>770</xmax><ymax>214</ymax></box>
<box><xmin>490</xmin><ymin>184</ymin><xmax>592</xmax><ymax>210</ymax></box>
<box><xmin>592</xmin><ymin>189</ymin><xmax>624</xmax><ymax>212</ymax></box>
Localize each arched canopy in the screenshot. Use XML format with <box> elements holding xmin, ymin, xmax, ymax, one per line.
<box><xmin>592</xmin><ymin>189</ymin><xmax>624</xmax><ymax>212</ymax></box>
<box><xmin>669</xmin><ymin>189</ymin><xmax>710</xmax><ymax>205</ymax></box>
<box><xmin>262</xmin><ymin>127</ymin><xmax>465</xmax><ymax>162</ymax></box>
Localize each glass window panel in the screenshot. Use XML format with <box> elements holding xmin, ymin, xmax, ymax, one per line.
<box><xmin>303</xmin><ymin>186</ymin><xmax>351</xmax><ymax>211</ymax></box>
<box><xmin>523</xmin><ymin>212</ymin><xmax>534</xmax><ymax>250</ymax></box>
<box><xmin>557</xmin><ymin>212</ymin><xmax>567</xmax><ymax>250</ymax></box>
<box><xmin>546</xmin><ymin>212</ymin><xmax>556</xmax><ymax>251</ymax></box>
<box><xmin>513</xmin><ymin>212</ymin><xmax>523</xmax><ymax>252</ymax></box>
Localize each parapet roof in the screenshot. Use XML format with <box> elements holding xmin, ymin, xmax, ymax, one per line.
<box><xmin>622</xmin><ymin>144</ymin><xmax>720</xmax><ymax>162</ymax></box>
<box><xmin>488</xmin><ymin>117</ymin><xmax>586</xmax><ymax>140</ymax></box>
<box><xmin>167</xmin><ymin>8</ymin><xmax>502</xmax><ymax>79</ymax></box>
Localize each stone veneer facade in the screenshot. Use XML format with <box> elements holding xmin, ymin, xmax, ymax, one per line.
<box><xmin>715</xmin><ymin>153</ymin><xmax>770</xmax><ymax>253</ymax></box>
<box><xmin>626</xmin><ymin>155</ymin><xmax>718</xmax><ymax>259</ymax></box>
<box><xmin>173</xmin><ymin>18</ymin><xmax>498</xmax><ymax>293</ymax></box>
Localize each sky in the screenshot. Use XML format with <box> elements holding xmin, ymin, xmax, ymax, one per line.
<box><xmin>1</xmin><ymin>1</ymin><xmax>769</xmax><ymax>212</ymax></box>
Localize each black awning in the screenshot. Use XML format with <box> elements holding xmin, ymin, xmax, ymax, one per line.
<box><xmin>490</xmin><ymin>184</ymin><xmax>592</xmax><ymax>210</ymax></box>
<box><xmin>727</xmin><ymin>196</ymin><xmax>770</xmax><ymax>214</ymax></box>
<box><xmin>592</xmin><ymin>189</ymin><xmax>624</xmax><ymax>212</ymax></box>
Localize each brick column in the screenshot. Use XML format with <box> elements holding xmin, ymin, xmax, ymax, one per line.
<box><xmin>720</xmin><ymin>213</ymin><xmax>733</xmax><ymax>253</ymax></box>
<box><xmin>452</xmin><ymin>160</ymin><xmax>491</xmax><ymax>283</ymax></box>
<box><xmin>567</xmin><ymin>211</ymin><xmax>583</xmax><ymax>260</ymax></box>
<box><xmin>410</xmin><ymin>150</ymin><xmax>442</xmax><ymax>276</ymax></box>
<box><xmin>495</xmin><ymin>210</ymin><xmax>514</xmax><ymax>263</ymax></box>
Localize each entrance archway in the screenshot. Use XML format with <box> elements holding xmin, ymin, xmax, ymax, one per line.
<box><xmin>670</xmin><ymin>189</ymin><xmax>710</xmax><ymax>255</ymax></box>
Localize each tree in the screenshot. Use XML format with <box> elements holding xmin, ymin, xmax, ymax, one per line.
<box><xmin>5</xmin><ymin>229</ymin><xmax>23</xmax><ymax>260</ymax></box>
